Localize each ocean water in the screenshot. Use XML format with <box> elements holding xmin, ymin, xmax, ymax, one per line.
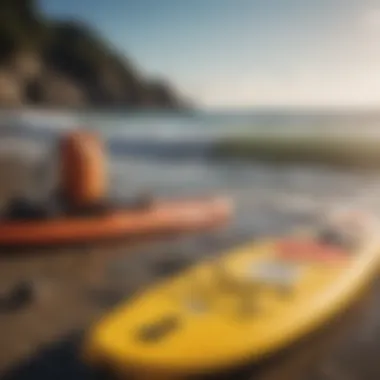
<box><xmin>1</xmin><ymin>108</ymin><xmax>380</xmax><ymax>236</ymax></box>
<box><xmin>3</xmin><ymin>108</ymin><xmax>380</xmax><ymax>140</ymax></box>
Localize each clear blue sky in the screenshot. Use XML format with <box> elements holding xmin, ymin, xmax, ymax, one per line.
<box><xmin>39</xmin><ymin>0</ymin><xmax>380</xmax><ymax>109</ymax></box>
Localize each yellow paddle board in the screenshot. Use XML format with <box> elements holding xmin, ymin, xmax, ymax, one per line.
<box><xmin>83</xmin><ymin>210</ymin><xmax>380</xmax><ymax>379</ymax></box>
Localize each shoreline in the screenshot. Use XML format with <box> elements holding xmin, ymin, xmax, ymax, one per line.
<box><xmin>0</xmin><ymin>106</ymin><xmax>193</xmax><ymax>115</ymax></box>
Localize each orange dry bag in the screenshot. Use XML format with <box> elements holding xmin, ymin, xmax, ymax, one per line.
<box><xmin>59</xmin><ymin>130</ymin><xmax>106</xmax><ymax>208</ymax></box>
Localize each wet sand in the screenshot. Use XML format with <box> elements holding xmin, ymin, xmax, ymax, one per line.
<box><xmin>0</xmin><ymin>154</ymin><xmax>379</xmax><ymax>380</ymax></box>
<box><xmin>1</xmin><ymin>241</ymin><xmax>380</xmax><ymax>380</ymax></box>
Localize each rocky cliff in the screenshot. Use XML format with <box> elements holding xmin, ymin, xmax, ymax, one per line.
<box><xmin>0</xmin><ymin>0</ymin><xmax>185</xmax><ymax>109</ymax></box>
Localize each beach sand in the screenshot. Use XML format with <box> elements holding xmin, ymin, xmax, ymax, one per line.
<box><xmin>0</xmin><ymin>149</ymin><xmax>379</xmax><ymax>380</ymax></box>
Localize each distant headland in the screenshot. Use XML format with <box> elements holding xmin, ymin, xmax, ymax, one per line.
<box><xmin>0</xmin><ymin>0</ymin><xmax>188</xmax><ymax>110</ymax></box>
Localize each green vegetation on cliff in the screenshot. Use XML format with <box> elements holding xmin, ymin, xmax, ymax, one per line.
<box><xmin>0</xmin><ymin>0</ymin><xmax>184</xmax><ymax>108</ymax></box>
